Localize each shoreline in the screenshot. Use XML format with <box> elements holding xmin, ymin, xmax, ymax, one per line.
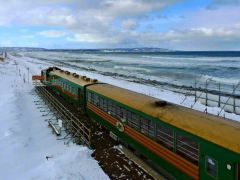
<box><xmin>7</xmin><ymin>53</ymin><xmax>240</xmax><ymax>122</ymax></box>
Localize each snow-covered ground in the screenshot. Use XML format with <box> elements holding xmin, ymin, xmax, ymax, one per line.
<box><xmin>0</xmin><ymin>58</ymin><xmax>109</xmax><ymax>180</ymax></box>
<box><xmin>1</xmin><ymin>52</ymin><xmax>240</xmax><ymax>179</ymax></box>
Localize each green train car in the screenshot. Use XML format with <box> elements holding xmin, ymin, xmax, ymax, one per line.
<box><xmin>40</xmin><ymin>67</ymin><xmax>240</xmax><ymax>180</ymax></box>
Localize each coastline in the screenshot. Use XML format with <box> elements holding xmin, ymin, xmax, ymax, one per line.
<box><xmin>8</xmin><ymin>53</ymin><xmax>240</xmax><ymax>122</ymax></box>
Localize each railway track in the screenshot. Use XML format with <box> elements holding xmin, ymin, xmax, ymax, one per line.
<box><xmin>34</xmin><ymin>83</ymin><xmax>160</xmax><ymax>180</ymax></box>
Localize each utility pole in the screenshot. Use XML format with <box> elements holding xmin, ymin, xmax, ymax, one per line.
<box><xmin>27</xmin><ymin>67</ymin><xmax>30</xmax><ymax>83</ymax></box>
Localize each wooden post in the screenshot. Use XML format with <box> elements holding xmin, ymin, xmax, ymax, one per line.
<box><xmin>233</xmin><ymin>84</ymin><xmax>236</xmax><ymax>114</ymax></box>
<box><xmin>195</xmin><ymin>79</ymin><xmax>197</xmax><ymax>102</ymax></box>
<box><xmin>218</xmin><ymin>83</ymin><xmax>221</xmax><ymax>107</ymax></box>
<box><xmin>205</xmin><ymin>80</ymin><xmax>208</xmax><ymax>106</ymax></box>
<box><xmin>27</xmin><ymin>67</ymin><xmax>30</xmax><ymax>83</ymax></box>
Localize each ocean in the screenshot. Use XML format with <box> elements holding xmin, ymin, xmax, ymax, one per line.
<box><xmin>19</xmin><ymin>50</ymin><xmax>240</xmax><ymax>95</ymax></box>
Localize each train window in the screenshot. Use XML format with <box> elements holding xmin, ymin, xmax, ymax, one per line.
<box><xmin>112</xmin><ymin>103</ymin><xmax>117</xmax><ymax>116</ymax></box>
<box><xmin>116</xmin><ymin>106</ymin><xmax>122</xmax><ymax>119</ymax></box>
<box><xmin>87</xmin><ymin>92</ymin><xmax>89</xmax><ymax>101</ymax></box>
<box><xmin>103</xmin><ymin>99</ymin><xmax>108</xmax><ymax>112</ymax></box>
<box><xmin>87</xmin><ymin>92</ymin><xmax>93</xmax><ymax>103</ymax></box>
<box><xmin>93</xmin><ymin>94</ymin><xmax>99</xmax><ymax>106</ymax></box>
<box><xmin>99</xmin><ymin>97</ymin><xmax>104</xmax><ymax>110</ymax></box>
<box><xmin>122</xmin><ymin>108</ymin><xmax>127</xmax><ymax>121</ymax></box>
<box><xmin>140</xmin><ymin>117</ymin><xmax>155</xmax><ymax>138</ymax></box>
<box><xmin>176</xmin><ymin>134</ymin><xmax>199</xmax><ymax>165</ymax></box>
<box><xmin>108</xmin><ymin>101</ymin><xmax>116</xmax><ymax>116</ymax></box>
<box><xmin>107</xmin><ymin>101</ymin><xmax>112</xmax><ymax>114</ymax></box>
<box><xmin>149</xmin><ymin>120</ymin><xmax>155</xmax><ymax>138</ymax></box>
<box><xmin>206</xmin><ymin>156</ymin><xmax>218</xmax><ymax>178</ymax></box>
<box><xmin>73</xmin><ymin>87</ymin><xmax>77</xmax><ymax>95</ymax></box>
<box><xmin>128</xmin><ymin>113</ymin><xmax>140</xmax><ymax>131</ymax></box>
<box><xmin>126</xmin><ymin>110</ymin><xmax>132</xmax><ymax>122</ymax></box>
<box><xmin>140</xmin><ymin>118</ymin><xmax>149</xmax><ymax>136</ymax></box>
<box><xmin>156</xmin><ymin>125</ymin><xmax>174</xmax><ymax>150</ymax></box>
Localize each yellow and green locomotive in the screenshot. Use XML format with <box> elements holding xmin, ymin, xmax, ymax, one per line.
<box><xmin>41</xmin><ymin>67</ymin><xmax>240</xmax><ymax>180</ymax></box>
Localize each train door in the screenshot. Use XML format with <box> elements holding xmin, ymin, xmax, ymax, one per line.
<box><xmin>41</xmin><ymin>70</ymin><xmax>46</xmax><ymax>81</ymax></box>
<box><xmin>237</xmin><ymin>163</ymin><xmax>240</xmax><ymax>180</ymax></box>
<box><xmin>77</xmin><ymin>88</ymin><xmax>83</xmax><ymax>109</ymax></box>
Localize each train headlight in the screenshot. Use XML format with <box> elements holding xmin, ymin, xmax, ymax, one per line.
<box><xmin>116</xmin><ymin>121</ymin><xmax>124</xmax><ymax>132</ymax></box>
<box><xmin>227</xmin><ymin>164</ymin><xmax>231</xmax><ymax>170</ymax></box>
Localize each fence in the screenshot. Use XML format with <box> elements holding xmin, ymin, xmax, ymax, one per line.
<box><xmin>191</xmin><ymin>79</ymin><xmax>240</xmax><ymax>115</ymax></box>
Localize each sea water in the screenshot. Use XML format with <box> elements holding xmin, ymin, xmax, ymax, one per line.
<box><xmin>20</xmin><ymin>50</ymin><xmax>240</xmax><ymax>95</ymax></box>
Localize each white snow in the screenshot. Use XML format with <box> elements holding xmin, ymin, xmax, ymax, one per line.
<box><xmin>1</xmin><ymin>51</ymin><xmax>239</xmax><ymax>179</ymax></box>
<box><xmin>7</xmin><ymin>53</ymin><xmax>240</xmax><ymax>122</ymax></box>
<box><xmin>0</xmin><ymin>58</ymin><xmax>109</xmax><ymax>180</ymax></box>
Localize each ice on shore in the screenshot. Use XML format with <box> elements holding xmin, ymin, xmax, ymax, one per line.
<box><xmin>8</xmin><ymin>53</ymin><xmax>240</xmax><ymax>122</ymax></box>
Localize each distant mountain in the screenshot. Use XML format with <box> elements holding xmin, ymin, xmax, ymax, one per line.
<box><xmin>98</xmin><ymin>48</ymin><xmax>173</xmax><ymax>52</ymax></box>
<box><xmin>47</xmin><ymin>47</ymin><xmax>173</xmax><ymax>53</ymax></box>
<box><xmin>0</xmin><ymin>47</ymin><xmax>46</xmax><ymax>52</ymax></box>
<box><xmin>0</xmin><ymin>47</ymin><xmax>173</xmax><ymax>53</ymax></box>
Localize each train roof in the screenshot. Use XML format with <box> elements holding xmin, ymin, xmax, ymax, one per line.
<box><xmin>88</xmin><ymin>83</ymin><xmax>240</xmax><ymax>154</ymax></box>
<box><xmin>50</xmin><ymin>69</ymin><xmax>98</xmax><ymax>87</ymax></box>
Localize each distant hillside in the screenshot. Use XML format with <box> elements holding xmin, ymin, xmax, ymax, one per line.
<box><xmin>0</xmin><ymin>47</ymin><xmax>46</xmax><ymax>52</ymax></box>
<box><xmin>98</xmin><ymin>48</ymin><xmax>173</xmax><ymax>52</ymax></box>
<box><xmin>45</xmin><ymin>47</ymin><xmax>173</xmax><ymax>53</ymax></box>
<box><xmin>0</xmin><ymin>47</ymin><xmax>172</xmax><ymax>53</ymax></box>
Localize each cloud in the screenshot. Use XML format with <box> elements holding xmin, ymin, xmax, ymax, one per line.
<box><xmin>38</xmin><ymin>30</ymin><xmax>67</xmax><ymax>38</ymax></box>
<box><xmin>0</xmin><ymin>0</ymin><xmax>176</xmax><ymax>26</ymax></box>
<box><xmin>121</xmin><ymin>19</ymin><xmax>138</xmax><ymax>30</ymax></box>
<box><xmin>186</xmin><ymin>6</ymin><xmax>240</xmax><ymax>28</ymax></box>
<box><xmin>0</xmin><ymin>0</ymin><xmax>240</xmax><ymax>50</ymax></box>
<box><xmin>207</xmin><ymin>0</ymin><xmax>239</xmax><ymax>9</ymax></box>
<box><xmin>123</xmin><ymin>25</ymin><xmax>240</xmax><ymax>50</ymax></box>
<box><xmin>67</xmin><ymin>33</ymin><xmax>115</xmax><ymax>43</ymax></box>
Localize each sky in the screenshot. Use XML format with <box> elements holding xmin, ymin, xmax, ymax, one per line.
<box><xmin>0</xmin><ymin>0</ymin><xmax>240</xmax><ymax>50</ymax></box>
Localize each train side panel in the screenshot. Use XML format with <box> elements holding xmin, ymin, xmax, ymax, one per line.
<box><xmin>86</xmin><ymin>104</ymin><xmax>191</xmax><ymax>179</ymax></box>
<box><xmin>86</xmin><ymin>89</ymin><xmax>240</xmax><ymax>180</ymax></box>
<box><xmin>46</xmin><ymin>73</ymin><xmax>84</xmax><ymax>108</ymax></box>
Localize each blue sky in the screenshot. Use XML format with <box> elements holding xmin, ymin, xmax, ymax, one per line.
<box><xmin>0</xmin><ymin>0</ymin><xmax>240</xmax><ymax>50</ymax></box>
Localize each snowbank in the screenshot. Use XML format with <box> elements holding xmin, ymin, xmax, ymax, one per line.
<box><xmin>0</xmin><ymin>58</ymin><xmax>109</xmax><ymax>180</ymax></box>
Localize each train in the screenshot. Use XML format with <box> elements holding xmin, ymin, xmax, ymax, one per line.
<box><xmin>38</xmin><ymin>67</ymin><xmax>240</xmax><ymax>180</ymax></box>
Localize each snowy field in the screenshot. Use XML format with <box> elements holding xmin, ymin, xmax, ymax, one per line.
<box><xmin>1</xmin><ymin>53</ymin><xmax>240</xmax><ymax>179</ymax></box>
<box><xmin>0</xmin><ymin>57</ymin><xmax>109</xmax><ymax>180</ymax></box>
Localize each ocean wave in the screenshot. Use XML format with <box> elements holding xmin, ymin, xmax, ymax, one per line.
<box><xmin>22</xmin><ymin>51</ymin><xmax>240</xmax><ymax>95</ymax></box>
<box><xmin>200</xmin><ymin>75</ymin><xmax>239</xmax><ymax>85</ymax></box>
<box><xmin>113</xmin><ymin>65</ymin><xmax>152</xmax><ymax>73</ymax></box>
